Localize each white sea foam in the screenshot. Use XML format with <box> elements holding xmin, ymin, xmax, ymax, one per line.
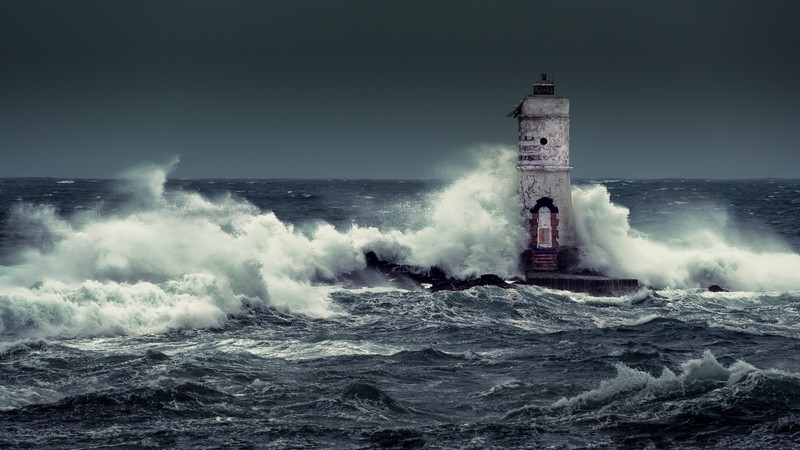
<box><xmin>0</xmin><ymin>148</ymin><xmax>525</xmax><ymax>338</ymax></box>
<box><xmin>351</xmin><ymin>146</ymin><xmax>526</xmax><ymax>278</ymax></box>
<box><xmin>590</xmin><ymin>314</ymin><xmax>662</xmax><ymax>329</ymax></box>
<box><xmin>3</xmin><ymin>146</ymin><xmax>797</xmax><ymax>338</ymax></box>
<box><xmin>224</xmin><ymin>338</ymin><xmax>403</xmax><ymax>361</ymax></box>
<box><xmin>572</xmin><ymin>184</ymin><xmax>800</xmax><ymax>291</ymax></box>
<box><xmin>0</xmin><ymin>385</ymin><xmax>62</xmax><ymax>411</ymax></box>
<box><xmin>478</xmin><ymin>378</ymin><xmax>526</xmax><ymax>397</ymax></box>
<box><xmin>552</xmin><ymin>350</ymin><xmax>759</xmax><ymax>412</ymax></box>
<box><xmin>562</xmin><ymin>286</ymin><xmax>652</xmax><ymax>305</ymax></box>
<box><xmin>1</xmin><ymin>167</ymin><xmax>352</xmax><ymax>337</ymax></box>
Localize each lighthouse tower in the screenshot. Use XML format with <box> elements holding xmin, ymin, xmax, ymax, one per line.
<box><xmin>507</xmin><ymin>74</ymin><xmax>577</xmax><ymax>271</ymax></box>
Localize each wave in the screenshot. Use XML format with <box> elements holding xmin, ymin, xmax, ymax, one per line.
<box><xmin>572</xmin><ymin>184</ymin><xmax>800</xmax><ymax>291</ymax></box>
<box><xmin>5</xmin><ymin>382</ymin><xmax>230</xmax><ymax>416</ymax></box>
<box><xmin>2</xmin><ymin>146</ymin><xmax>798</xmax><ymax>338</ymax></box>
<box><xmin>546</xmin><ymin>350</ymin><xmax>800</xmax><ymax>449</ymax></box>
<box><xmin>341</xmin><ymin>382</ymin><xmax>408</xmax><ymax>413</ymax></box>
<box><xmin>352</xmin><ymin>146</ymin><xmax>526</xmax><ymax>278</ymax></box>
<box><xmin>552</xmin><ymin>350</ymin><xmax>791</xmax><ymax>413</ymax></box>
<box><xmin>0</xmin><ymin>148</ymin><xmax>525</xmax><ymax>338</ymax></box>
<box><xmin>0</xmin><ymin>384</ymin><xmax>62</xmax><ymax>412</ymax></box>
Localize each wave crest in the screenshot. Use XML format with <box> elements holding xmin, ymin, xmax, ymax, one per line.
<box><xmin>0</xmin><ymin>148</ymin><xmax>526</xmax><ymax>338</ymax></box>
<box><xmin>572</xmin><ymin>184</ymin><xmax>800</xmax><ymax>291</ymax></box>
<box><xmin>552</xmin><ymin>350</ymin><xmax>759</xmax><ymax>412</ymax></box>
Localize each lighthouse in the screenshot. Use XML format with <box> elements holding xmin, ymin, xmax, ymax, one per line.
<box><xmin>507</xmin><ymin>74</ymin><xmax>577</xmax><ymax>271</ymax></box>
<box><xmin>362</xmin><ymin>74</ymin><xmax>639</xmax><ymax>294</ymax></box>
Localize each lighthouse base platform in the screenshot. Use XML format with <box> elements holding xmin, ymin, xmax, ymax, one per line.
<box><xmin>361</xmin><ymin>251</ymin><xmax>639</xmax><ymax>296</ymax></box>
<box><xmin>525</xmin><ymin>271</ymin><xmax>640</xmax><ymax>296</ymax></box>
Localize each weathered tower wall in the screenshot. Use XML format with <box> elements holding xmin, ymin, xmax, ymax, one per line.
<box><xmin>509</xmin><ymin>78</ymin><xmax>577</xmax><ymax>271</ymax></box>
<box><xmin>517</xmin><ymin>97</ymin><xmax>576</xmax><ymax>247</ymax></box>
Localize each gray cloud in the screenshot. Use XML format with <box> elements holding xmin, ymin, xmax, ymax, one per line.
<box><xmin>1</xmin><ymin>0</ymin><xmax>798</xmax><ymax>178</ymax></box>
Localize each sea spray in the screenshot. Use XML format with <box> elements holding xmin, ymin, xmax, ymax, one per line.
<box><xmin>572</xmin><ymin>184</ymin><xmax>800</xmax><ymax>291</ymax></box>
<box><xmin>0</xmin><ymin>149</ymin><xmax>527</xmax><ymax>338</ymax></box>
<box><xmin>1</xmin><ymin>177</ymin><xmax>799</xmax><ymax>449</ymax></box>
<box><xmin>352</xmin><ymin>146</ymin><xmax>526</xmax><ymax>279</ymax></box>
<box><xmin>2</xmin><ymin>149</ymin><xmax>798</xmax><ymax>339</ymax></box>
<box><xmin>118</xmin><ymin>156</ymin><xmax>180</xmax><ymax>206</ymax></box>
<box><xmin>0</xmin><ymin>165</ymin><xmax>352</xmax><ymax>337</ymax></box>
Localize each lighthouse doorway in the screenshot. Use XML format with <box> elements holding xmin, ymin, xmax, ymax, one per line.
<box><xmin>537</xmin><ymin>207</ymin><xmax>552</xmax><ymax>248</ymax></box>
<box><xmin>532</xmin><ymin>197</ymin><xmax>559</xmax><ymax>250</ymax></box>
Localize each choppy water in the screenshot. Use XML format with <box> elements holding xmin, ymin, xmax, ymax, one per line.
<box><xmin>2</xmin><ymin>153</ymin><xmax>800</xmax><ymax>448</ymax></box>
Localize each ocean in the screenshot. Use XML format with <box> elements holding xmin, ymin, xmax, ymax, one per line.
<box><xmin>1</xmin><ymin>150</ymin><xmax>800</xmax><ymax>449</ymax></box>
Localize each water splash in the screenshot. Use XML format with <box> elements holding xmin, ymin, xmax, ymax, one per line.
<box><xmin>572</xmin><ymin>184</ymin><xmax>800</xmax><ymax>291</ymax></box>
<box><xmin>0</xmin><ymin>147</ymin><xmax>525</xmax><ymax>338</ymax></box>
<box><xmin>352</xmin><ymin>146</ymin><xmax>526</xmax><ymax>278</ymax></box>
<box><xmin>3</xmin><ymin>146</ymin><xmax>798</xmax><ymax>338</ymax></box>
<box><xmin>118</xmin><ymin>156</ymin><xmax>181</xmax><ymax>206</ymax></box>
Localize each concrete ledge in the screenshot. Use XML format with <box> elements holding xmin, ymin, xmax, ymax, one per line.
<box><xmin>362</xmin><ymin>251</ymin><xmax>640</xmax><ymax>296</ymax></box>
<box><xmin>526</xmin><ymin>271</ymin><xmax>640</xmax><ymax>296</ymax></box>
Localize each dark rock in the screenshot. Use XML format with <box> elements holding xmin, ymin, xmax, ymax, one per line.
<box><xmin>708</xmin><ymin>284</ymin><xmax>728</xmax><ymax>292</ymax></box>
<box><xmin>362</xmin><ymin>251</ymin><xmax>520</xmax><ymax>292</ymax></box>
<box><xmin>364</xmin><ymin>251</ymin><xmax>381</xmax><ymax>267</ymax></box>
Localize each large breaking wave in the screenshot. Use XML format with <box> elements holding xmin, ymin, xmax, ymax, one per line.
<box><xmin>572</xmin><ymin>184</ymin><xmax>800</xmax><ymax>291</ymax></box>
<box><xmin>0</xmin><ymin>149</ymin><xmax>525</xmax><ymax>337</ymax></box>
<box><xmin>1</xmin><ymin>147</ymin><xmax>798</xmax><ymax>338</ymax></box>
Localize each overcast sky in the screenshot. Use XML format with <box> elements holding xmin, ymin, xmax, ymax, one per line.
<box><xmin>1</xmin><ymin>0</ymin><xmax>798</xmax><ymax>179</ymax></box>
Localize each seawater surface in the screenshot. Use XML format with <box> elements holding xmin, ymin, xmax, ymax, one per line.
<box><xmin>2</xmin><ymin>153</ymin><xmax>800</xmax><ymax>448</ymax></box>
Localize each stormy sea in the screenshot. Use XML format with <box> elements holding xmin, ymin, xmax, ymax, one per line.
<box><xmin>2</xmin><ymin>149</ymin><xmax>800</xmax><ymax>449</ymax></box>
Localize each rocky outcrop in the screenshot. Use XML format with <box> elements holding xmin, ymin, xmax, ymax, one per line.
<box><xmin>362</xmin><ymin>251</ymin><xmax>520</xmax><ymax>292</ymax></box>
<box><xmin>357</xmin><ymin>251</ymin><xmax>639</xmax><ymax>296</ymax></box>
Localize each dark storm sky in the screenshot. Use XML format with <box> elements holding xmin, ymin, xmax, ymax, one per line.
<box><xmin>1</xmin><ymin>1</ymin><xmax>798</xmax><ymax>179</ymax></box>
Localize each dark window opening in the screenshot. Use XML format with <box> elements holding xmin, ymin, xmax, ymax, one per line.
<box><xmin>540</xmin><ymin>138</ymin><xmax>548</xmax><ymax>145</ymax></box>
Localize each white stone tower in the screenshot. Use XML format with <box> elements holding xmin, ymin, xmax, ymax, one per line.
<box><xmin>507</xmin><ymin>74</ymin><xmax>576</xmax><ymax>271</ymax></box>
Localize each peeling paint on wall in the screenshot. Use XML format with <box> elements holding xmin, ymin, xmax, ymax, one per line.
<box><xmin>510</xmin><ymin>91</ymin><xmax>576</xmax><ymax>250</ymax></box>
